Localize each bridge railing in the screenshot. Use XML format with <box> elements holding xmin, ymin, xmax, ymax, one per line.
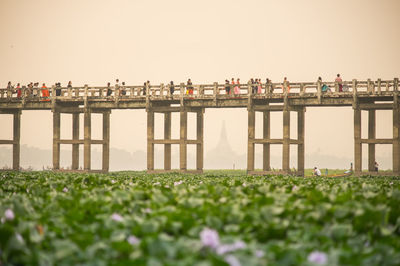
<box><xmin>0</xmin><ymin>78</ymin><xmax>398</xmax><ymax>101</ymax></box>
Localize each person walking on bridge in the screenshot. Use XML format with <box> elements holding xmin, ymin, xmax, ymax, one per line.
<box><xmin>106</xmin><ymin>82</ymin><xmax>112</xmax><ymax>96</ymax></box>
<box><xmin>41</xmin><ymin>83</ymin><xmax>50</xmax><ymax>101</ymax></box>
<box><xmin>225</xmin><ymin>80</ymin><xmax>230</xmax><ymax>94</ymax></box>
<box><xmin>169</xmin><ymin>81</ymin><xmax>175</xmax><ymax>96</ymax></box>
<box><xmin>282</xmin><ymin>77</ymin><xmax>290</xmax><ymax>94</ymax></box>
<box><xmin>257</xmin><ymin>78</ymin><xmax>262</xmax><ymax>94</ymax></box>
<box><xmin>335</xmin><ymin>74</ymin><xmax>343</xmax><ymax>92</ymax></box>
<box><xmin>234</xmin><ymin>78</ymin><xmax>240</xmax><ymax>96</ymax></box>
<box><xmin>187</xmin><ymin>79</ymin><xmax>193</xmax><ymax>95</ymax></box>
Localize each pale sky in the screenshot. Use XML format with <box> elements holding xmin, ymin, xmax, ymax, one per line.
<box><xmin>0</xmin><ymin>0</ymin><xmax>399</xmax><ymax>170</ymax></box>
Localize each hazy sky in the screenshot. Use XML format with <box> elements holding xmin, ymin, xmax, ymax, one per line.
<box><xmin>0</xmin><ymin>0</ymin><xmax>399</xmax><ymax>169</ymax></box>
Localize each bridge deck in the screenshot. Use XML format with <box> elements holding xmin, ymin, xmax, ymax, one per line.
<box><xmin>0</xmin><ymin>78</ymin><xmax>398</xmax><ymax>110</ymax></box>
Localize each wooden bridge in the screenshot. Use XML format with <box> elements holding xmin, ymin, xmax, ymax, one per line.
<box><xmin>0</xmin><ymin>78</ymin><xmax>399</xmax><ymax>176</ymax></box>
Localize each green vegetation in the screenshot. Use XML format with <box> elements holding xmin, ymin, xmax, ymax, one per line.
<box><xmin>1</xmin><ymin>171</ymin><xmax>400</xmax><ymax>265</ymax></box>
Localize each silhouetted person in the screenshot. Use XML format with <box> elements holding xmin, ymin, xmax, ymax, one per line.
<box><xmin>55</xmin><ymin>82</ymin><xmax>61</xmax><ymax>96</ymax></box>
<box><xmin>107</xmin><ymin>82</ymin><xmax>112</xmax><ymax>96</ymax></box>
<box><xmin>142</xmin><ymin>82</ymin><xmax>147</xmax><ymax>95</ymax></box>
<box><xmin>225</xmin><ymin>80</ymin><xmax>230</xmax><ymax>94</ymax></box>
<box><xmin>169</xmin><ymin>81</ymin><xmax>175</xmax><ymax>95</ymax></box>
<box><xmin>121</xmin><ymin>81</ymin><xmax>126</xmax><ymax>95</ymax></box>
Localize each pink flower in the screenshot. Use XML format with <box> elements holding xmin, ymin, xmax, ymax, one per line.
<box><xmin>292</xmin><ymin>185</ymin><xmax>298</xmax><ymax>192</ymax></box>
<box><xmin>111</xmin><ymin>213</ymin><xmax>124</xmax><ymax>222</ymax></box>
<box><xmin>200</xmin><ymin>228</ymin><xmax>220</xmax><ymax>249</ymax></box>
<box><xmin>255</xmin><ymin>249</ymin><xmax>265</xmax><ymax>258</ymax></box>
<box><xmin>174</xmin><ymin>181</ymin><xmax>183</xmax><ymax>186</ymax></box>
<box><xmin>127</xmin><ymin>235</ymin><xmax>140</xmax><ymax>246</ymax></box>
<box><xmin>5</xmin><ymin>209</ymin><xmax>15</xmax><ymax>221</ymax></box>
<box><xmin>225</xmin><ymin>255</ymin><xmax>241</xmax><ymax>266</ymax></box>
<box><xmin>111</xmin><ymin>180</ymin><xmax>116</xmax><ymax>184</ymax></box>
<box><xmin>63</xmin><ymin>187</ymin><xmax>68</xmax><ymax>193</ymax></box>
<box><xmin>307</xmin><ymin>251</ymin><xmax>328</xmax><ymax>265</ymax></box>
<box><xmin>216</xmin><ymin>240</ymin><xmax>246</xmax><ymax>255</ymax></box>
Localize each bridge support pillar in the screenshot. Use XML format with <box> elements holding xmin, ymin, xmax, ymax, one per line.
<box><xmin>53</xmin><ymin>111</ymin><xmax>60</xmax><ymax>170</ymax></box>
<box><xmin>180</xmin><ymin>110</ymin><xmax>187</xmax><ymax>170</ymax></box>
<box><xmin>247</xmin><ymin>109</ymin><xmax>255</xmax><ymax>172</ymax></box>
<box><xmin>282</xmin><ymin>108</ymin><xmax>290</xmax><ymax>172</ymax></box>
<box><xmin>12</xmin><ymin>111</ymin><xmax>21</xmax><ymax>170</ymax></box>
<box><xmin>368</xmin><ymin>110</ymin><xmax>376</xmax><ymax>172</ymax></box>
<box><xmin>196</xmin><ymin>110</ymin><xmax>204</xmax><ymax>171</ymax></box>
<box><xmin>146</xmin><ymin>107</ymin><xmax>203</xmax><ymax>173</ymax></box>
<box><xmin>147</xmin><ymin>110</ymin><xmax>154</xmax><ymax>171</ymax></box>
<box><xmin>52</xmin><ymin>109</ymin><xmax>110</xmax><ymax>172</ymax></box>
<box><xmin>297</xmin><ymin>107</ymin><xmax>305</xmax><ymax>176</ymax></box>
<box><xmin>164</xmin><ymin>112</ymin><xmax>171</xmax><ymax>170</ymax></box>
<box><xmin>394</xmin><ymin>106</ymin><xmax>400</xmax><ymax>174</ymax></box>
<box><xmin>247</xmin><ymin>105</ymin><xmax>305</xmax><ymax>176</ymax></box>
<box><xmin>0</xmin><ymin>110</ymin><xmax>21</xmax><ymax>170</ymax></box>
<box><xmin>84</xmin><ymin>110</ymin><xmax>91</xmax><ymax>170</ymax></box>
<box><xmin>262</xmin><ymin>111</ymin><xmax>270</xmax><ymax>171</ymax></box>
<box><xmin>72</xmin><ymin>113</ymin><xmax>79</xmax><ymax>170</ymax></box>
<box><xmin>354</xmin><ymin>107</ymin><xmax>362</xmax><ymax>175</ymax></box>
<box><xmin>102</xmin><ymin>111</ymin><xmax>110</xmax><ymax>172</ymax></box>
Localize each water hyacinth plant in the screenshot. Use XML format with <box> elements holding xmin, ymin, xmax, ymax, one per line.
<box><xmin>0</xmin><ymin>171</ymin><xmax>399</xmax><ymax>265</ymax></box>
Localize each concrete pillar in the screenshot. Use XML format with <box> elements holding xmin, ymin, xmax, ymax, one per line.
<box><xmin>84</xmin><ymin>111</ymin><xmax>91</xmax><ymax>170</ymax></box>
<box><xmin>263</xmin><ymin>111</ymin><xmax>270</xmax><ymax>171</ymax></box>
<box><xmin>147</xmin><ymin>110</ymin><xmax>154</xmax><ymax>171</ymax></box>
<box><xmin>196</xmin><ymin>109</ymin><xmax>204</xmax><ymax>171</ymax></box>
<box><xmin>247</xmin><ymin>109</ymin><xmax>255</xmax><ymax>172</ymax></box>
<box><xmin>180</xmin><ymin>110</ymin><xmax>187</xmax><ymax>170</ymax></box>
<box><xmin>394</xmin><ymin>107</ymin><xmax>400</xmax><ymax>174</ymax></box>
<box><xmin>52</xmin><ymin>111</ymin><xmax>60</xmax><ymax>170</ymax></box>
<box><xmin>102</xmin><ymin>111</ymin><xmax>110</xmax><ymax>172</ymax></box>
<box><xmin>354</xmin><ymin>108</ymin><xmax>362</xmax><ymax>174</ymax></box>
<box><xmin>297</xmin><ymin>108</ymin><xmax>305</xmax><ymax>176</ymax></box>
<box><xmin>368</xmin><ymin>110</ymin><xmax>376</xmax><ymax>171</ymax></box>
<box><xmin>13</xmin><ymin>111</ymin><xmax>21</xmax><ymax>170</ymax></box>
<box><xmin>72</xmin><ymin>113</ymin><xmax>79</xmax><ymax>170</ymax></box>
<box><xmin>282</xmin><ymin>109</ymin><xmax>290</xmax><ymax>172</ymax></box>
<box><xmin>164</xmin><ymin>112</ymin><xmax>171</xmax><ymax>170</ymax></box>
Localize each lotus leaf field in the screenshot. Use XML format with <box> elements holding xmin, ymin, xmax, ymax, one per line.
<box><xmin>1</xmin><ymin>171</ymin><xmax>400</xmax><ymax>265</ymax></box>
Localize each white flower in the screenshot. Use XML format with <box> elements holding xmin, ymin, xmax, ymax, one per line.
<box><xmin>129</xmin><ymin>182</ymin><xmax>133</xmax><ymax>186</ymax></box>
<box><xmin>292</xmin><ymin>185</ymin><xmax>298</xmax><ymax>192</ymax></box>
<box><xmin>127</xmin><ymin>235</ymin><xmax>140</xmax><ymax>246</ymax></box>
<box><xmin>1</xmin><ymin>217</ymin><xmax>5</xmax><ymax>224</ymax></box>
<box><xmin>255</xmin><ymin>249</ymin><xmax>265</xmax><ymax>258</ymax></box>
<box><xmin>16</xmin><ymin>233</ymin><xmax>24</xmax><ymax>243</ymax></box>
<box><xmin>111</xmin><ymin>213</ymin><xmax>124</xmax><ymax>222</ymax></box>
<box><xmin>390</xmin><ymin>182</ymin><xmax>393</xmax><ymax>186</ymax></box>
<box><xmin>143</xmin><ymin>208</ymin><xmax>152</xmax><ymax>214</ymax></box>
<box><xmin>200</xmin><ymin>228</ymin><xmax>220</xmax><ymax>249</ymax></box>
<box><xmin>225</xmin><ymin>255</ymin><xmax>241</xmax><ymax>266</ymax></box>
<box><xmin>165</xmin><ymin>185</ymin><xmax>170</xmax><ymax>188</ymax></box>
<box><xmin>174</xmin><ymin>181</ymin><xmax>183</xmax><ymax>186</ymax></box>
<box><xmin>5</xmin><ymin>209</ymin><xmax>15</xmax><ymax>221</ymax></box>
<box><xmin>154</xmin><ymin>182</ymin><xmax>160</xmax><ymax>186</ymax></box>
<box><xmin>242</xmin><ymin>183</ymin><xmax>246</xmax><ymax>187</ymax></box>
<box><xmin>111</xmin><ymin>179</ymin><xmax>116</xmax><ymax>184</ymax></box>
<box><xmin>216</xmin><ymin>240</ymin><xmax>246</xmax><ymax>255</ymax></box>
<box><xmin>308</xmin><ymin>251</ymin><xmax>328</xmax><ymax>265</ymax></box>
<box><xmin>63</xmin><ymin>187</ymin><xmax>68</xmax><ymax>193</ymax></box>
<box><xmin>199</xmin><ymin>181</ymin><xmax>203</xmax><ymax>184</ymax></box>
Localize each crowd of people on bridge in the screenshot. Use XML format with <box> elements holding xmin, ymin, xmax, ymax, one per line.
<box><xmin>3</xmin><ymin>74</ymin><xmax>347</xmax><ymax>99</ymax></box>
